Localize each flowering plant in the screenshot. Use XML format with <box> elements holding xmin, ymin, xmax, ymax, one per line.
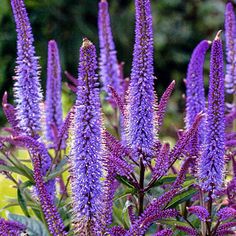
<box><xmin>0</xmin><ymin>0</ymin><xmax>236</xmax><ymax>235</ymax></box>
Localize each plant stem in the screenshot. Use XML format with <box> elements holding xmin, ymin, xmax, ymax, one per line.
<box><xmin>138</xmin><ymin>158</ymin><xmax>145</xmax><ymax>215</ymax></box>
<box><xmin>199</xmin><ymin>189</ymin><xmax>207</xmax><ymax>236</ymax></box>
<box><xmin>206</xmin><ymin>190</ymin><xmax>213</xmax><ymax>236</ymax></box>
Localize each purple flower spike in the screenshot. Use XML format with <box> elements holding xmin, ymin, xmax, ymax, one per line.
<box><xmin>176</xmin><ymin>225</ymin><xmax>198</xmax><ymax>236</ymax></box>
<box><xmin>32</xmin><ymin>149</ymin><xmax>67</xmax><ymax>235</ymax></box>
<box><xmin>98</xmin><ymin>0</ymin><xmax>123</xmax><ymax>101</ymax></box>
<box><xmin>199</xmin><ymin>31</ymin><xmax>225</xmax><ymax>192</ymax></box>
<box><xmin>10</xmin><ymin>0</ymin><xmax>43</xmax><ymax>136</ymax></box>
<box><xmin>154</xmin><ymin>229</ymin><xmax>173</xmax><ymax>236</ymax></box>
<box><xmin>225</xmin><ymin>2</ymin><xmax>236</xmax><ymax>94</ymax></box>
<box><xmin>217</xmin><ymin>207</ymin><xmax>236</xmax><ymax>221</ymax></box>
<box><xmin>185</xmin><ymin>40</ymin><xmax>210</xmax><ymax>145</ymax></box>
<box><xmin>45</xmin><ymin>40</ymin><xmax>63</xmax><ymax>144</ymax></box>
<box><xmin>0</xmin><ymin>218</ymin><xmax>26</xmax><ymax>236</ymax></box>
<box><xmin>128</xmin><ymin>209</ymin><xmax>178</xmax><ymax>236</ymax></box>
<box><xmin>153</xmin><ymin>143</ymin><xmax>170</xmax><ymax>178</ymax></box>
<box><xmin>127</xmin><ymin>0</ymin><xmax>155</xmax><ymax>161</ymax></box>
<box><xmin>187</xmin><ymin>206</ymin><xmax>209</xmax><ymax>221</ymax></box>
<box><xmin>13</xmin><ymin>136</ymin><xmax>55</xmax><ymax>199</ymax></box>
<box><xmin>70</xmin><ymin>38</ymin><xmax>103</xmax><ymax>234</ymax></box>
<box><xmin>157</xmin><ymin>80</ymin><xmax>175</xmax><ymax>132</ymax></box>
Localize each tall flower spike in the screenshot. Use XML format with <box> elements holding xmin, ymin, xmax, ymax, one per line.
<box><xmin>185</xmin><ymin>40</ymin><xmax>210</xmax><ymax>145</ymax></box>
<box><xmin>70</xmin><ymin>38</ymin><xmax>103</xmax><ymax>234</ymax></box>
<box><xmin>127</xmin><ymin>0</ymin><xmax>155</xmax><ymax>161</ymax></box>
<box><xmin>45</xmin><ymin>40</ymin><xmax>63</xmax><ymax>144</ymax></box>
<box><xmin>11</xmin><ymin>0</ymin><xmax>43</xmax><ymax>136</ymax></box>
<box><xmin>199</xmin><ymin>31</ymin><xmax>225</xmax><ymax>192</ymax></box>
<box><xmin>225</xmin><ymin>2</ymin><xmax>236</xmax><ymax>94</ymax></box>
<box><xmin>98</xmin><ymin>0</ymin><xmax>123</xmax><ymax>101</ymax></box>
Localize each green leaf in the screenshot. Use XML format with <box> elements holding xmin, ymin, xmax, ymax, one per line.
<box><xmin>17</xmin><ymin>188</ymin><xmax>30</xmax><ymax>217</ymax></box>
<box><xmin>114</xmin><ymin>188</ymin><xmax>137</xmax><ymax>201</ymax></box>
<box><xmin>7</xmin><ymin>213</ymin><xmax>49</xmax><ymax>236</ymax></box>
<box><xmin>116</xmin><ymin>176</ymin><xmax>135</xmax><ymax>189</ymax></box>
<box><xmin>153</xmin><ymin>174</ymin><xmax>194</xmax><ymax>187</ymax></box>
<box><xmin>166</xmin><ymin>188</ymin><xmax>197</xmax><ymax>208</ymax></box>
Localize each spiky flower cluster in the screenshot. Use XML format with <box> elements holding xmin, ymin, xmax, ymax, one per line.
<box><xmin>69</xmin><ymin>38</ymin><xmax>103</xmax><ymax>234</ymax></box>
<box><xmin>127</xmin><ymin>0</ymin><xmax>156</xmax><ymax>161</ymax></box>
<box><xmin>45</xmin><ymin>40</ymin><xmax>63</xmax><ymax>144</ymax></box>
<box><xmin>11</xmin><ymin>0</ymin><xmax>43</xmax><ymax>136</ymax></box>
<box><xmin>98</xmin><ymin>0</ymin><xmax>123</xmax><ymax>100</ymax></box>
<box><xmin>0</xmin><ymin>0</ymin><xmax>236</xmax><ymax>235</ymax></box>
<box><xmin>199</xmin><ymin>32</ymin><xmax>225</xmax><ymax>192</ymax></box>
<box><xmin>225</xmin><ymin>2</ymin><xmax>236</xmax><ymax>94</ymax></box>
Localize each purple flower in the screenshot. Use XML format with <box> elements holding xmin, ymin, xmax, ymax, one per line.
<box><xmin>176</xmin><ymin>225</ymin><xmax>198</xmax><ymax>236</ymax></box>
<box><xmin>70</xmin><ymin>38</ymin><xmax>103</xmax><ymax>234</ymax></box>
<box><xmin>2</xmin><ymin>92</ymin><xmax>19</xmax><ymax>135</ymax></box>
<box><xmin>127</xmin><ymin>209</ymin><xmax>178</xmax><ymax>236</ymax></box>
<box><xmin>157</xmin><ymin>81</ymin><xmax>175</xmax><ymax>132</ymax></box>
<box><xmin>13</xmin><ymin>136</ymin><xmax>55</xmax><ymax>199</ymax></box>
<box><xmin>185</xmin><ymin>40</ymin><xmax>210</xmax><ymax>146</ymax></box>
<box><xmin>32</xmin><ymin>148</ymin><xmax>66</xmax><ymax>235</ymax></box>
<box><xmin>0</xmin><ymin>218</ymin><xmax>26</xmax><ymax>236</ymax></box>
<box><xmin>127</xmin><ymin>0</ymin><xmax>155</xmax><ymax>161</ymax></box>
<box><xmin>45</xmin><ymin>40</ymin><xmax>63</xmax><ymax>144</ymax></box>
<box><xmin>217</xmin><ymin>207</ymin><xmax>236</xmax><ymax>221</ymax></box>
<box><xmin>199</xmin><ymin>32</ymin><xmax>225</xmax><ymax>192</ymax></box>
<box><xmin>217</xmin><ymin>222</ymin><xmax>236</xmax><ymax>232</ymax></box>
<box><xmin>154</xmin><ymin>229</ymin><xmax>173</xmax><ymax>236</ymax></box>
<box><xmin>10</xmin><ymin>0</ymin><xmax>43</xmax><ymax>136</ymax></box>
<box><xmin>153</xmin><ymin>143</ymin><xmax>170</xmax><ymax>178</ymax></box>
<box><xmin>98</xmin><ymin>0</ymin><xmax>123</xmax><ymax>101</ymax></box>
<box><xmin>225</xmin><ymin>2</ymin><xmax>236</xmax><ymax>94</ymax></box>
<box><xmin>169</xmin><ymin>112</ymin><xmax>204</xmax><ymax>163</ymax></box>
<box><xmin>187</xmin><ymin>206</ymin><xmax>209</xmax><ymax>221</ymax></box>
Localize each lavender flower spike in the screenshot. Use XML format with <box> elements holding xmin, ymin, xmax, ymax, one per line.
<box><xmin>127</xmin><ymin>0</ymin><xmax>155</xmax><ymax>161</ymax></box>
<box><xmin>225</xmin><ymin>2</ymin><xmax>236</xmax><ymax>94</ymax></box>
<box><xmin>45</xmin><ymin>40</ymin><xmax>63</xmax><ymax>143</ymax></box>
<box><xmin>199</xmin><ymin>31</ymin><xmax>225</xmax><ymax>192</ymax></box>
<box><xmin>185</xmin><ymin>40</ymin><xmax>210</xmax><ymax>145</ymax></box>
<box><xmin>0</xmin><ymin>218</ymin><xmax>26</xmax><ymax>236</ymax></box>
<box><xmin>70</xmin><ymin>38</ymin><xmax>103</xmax><ymax>234</ymax></box>
<box><xmin>98</xmin><ymin>0</ymin><xmax>123</xmax><ymax>100</ymax></box>
<box><xmin>11</xmin><ymin>0</ymin><xmax>43</xmax><ymax>136</ymax></box>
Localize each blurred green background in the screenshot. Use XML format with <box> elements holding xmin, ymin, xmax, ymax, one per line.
<box><xmin>0</xmin><ymin>0</ymin><xmax>230</xmax><ymax>127</ymax></box>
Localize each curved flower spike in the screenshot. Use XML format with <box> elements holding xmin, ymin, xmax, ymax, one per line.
<box><xmin>10</xmin><ymin>0</ymin><xmax>43</xmax><ymax>136</ymax></box>
<box><xmin>0</xmin><ymin>218</ymin><xmax>26</xmax><ymax>236</ymax></box>
<box><xmin>199</xmin><ymin>31</ymin><xmax>225</xmax><ymax>192</ymax></box>
<box><xmin>217</xmin><ymin>207</ymin><xmax>236</xmax><ymax>221</ymax></box>
<box><xmin>187</xmin><ymin>206</ymin><xmax>209</xmax><ymax>221</ymax></box>
<box><xmin>185</xmin><ymin>40</ymin><xmax>210</xmax><ymax>145</ymax></box>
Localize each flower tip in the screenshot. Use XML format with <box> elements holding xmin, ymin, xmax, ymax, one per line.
<box><xmin>207</xmin><ymin>40</ymin><xmax>212</xmax><ymax>45</ymax></box>
<box><xmin>226</xmin><ymin>1</ymin><xmax>234</xmax><ymax>10</ymax></box>
<box><xmin>48</xmin><ymin>39</ymin><xmax>56</xmax><ymax>45</ymax></box>
<box><xmin>214</xmin><ymin>30</ymin><xmax>222</xmax><ymax>41</ymax></box>
<box><xmin>101</xmin><ymin>0</ymin><xmax>107</xmax><ymax>2</ymax></box>
<box><xmin>2</xmin><ymin>92</ymin><xmax>8</xmax><ymax>106</ymax></box>
<box><xmin>82</xmin><ymin>38</ymin><xmax>93</xmax><ymax>48</ymax></box>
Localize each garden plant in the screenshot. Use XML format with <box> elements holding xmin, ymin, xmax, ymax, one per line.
<box><xmin>0</xmin><ymin>0</ymin><xmax>236</xmax><ymax>235</ymax></box>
